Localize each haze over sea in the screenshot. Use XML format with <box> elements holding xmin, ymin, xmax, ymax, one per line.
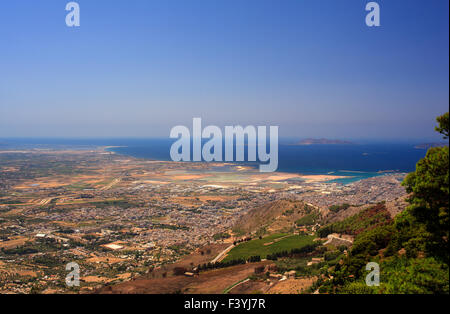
<box><xmin>1</xmin><ymin>138</ymin><xmax>437</xmax><ymax>185</ymax></box>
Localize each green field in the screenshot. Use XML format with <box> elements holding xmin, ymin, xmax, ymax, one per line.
<box><xmin>223</xmin><ymin>233</ymin><xmax>315</xmax><ymax>262</ymax></box>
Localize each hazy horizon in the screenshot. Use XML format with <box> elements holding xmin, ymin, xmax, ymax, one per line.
<box><xmin>0</xmin><ymin>136</ymin><xmax>447</xmax><ymax>144</ymax></box>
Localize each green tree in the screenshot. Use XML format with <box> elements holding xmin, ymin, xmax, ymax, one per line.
<box><xmin>435</xmin><ymin>112</ymin><xmax>449</xmax><ymax>139</ymax></box>
<box><xmin>402</xmin><ymin>112</ymin><xmax>449</xmax><ymax>262</ymax></box>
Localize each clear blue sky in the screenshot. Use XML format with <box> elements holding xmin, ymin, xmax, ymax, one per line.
<box><xmin>0</xmin><ymin>0</ymin><xmax>448</xmax><ymax>139</ymax></box>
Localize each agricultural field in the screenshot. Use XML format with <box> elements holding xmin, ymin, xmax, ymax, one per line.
<box><xmin>223</xmin><ymin>234</ymin><xmax>315</xmax><ymax>262</ymax></box>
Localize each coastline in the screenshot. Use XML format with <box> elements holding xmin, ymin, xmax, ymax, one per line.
<box><xmin>1</xmin><ymin>143</ymin><xmax>412</xmax><ymax>186</ymax></box>
<box><xmin>104</xmin><ymin>145</ymin><xmax>396</xmax><ymax>185</ymax></box>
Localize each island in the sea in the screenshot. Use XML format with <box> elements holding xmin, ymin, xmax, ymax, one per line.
<box><xmin>414</xmin><ymin>142</ymin><xmax>448</xmax><ymax>149</ymax></box>
<box><xmin>296</xmin><ymin>138</ymin><xmax>354</xmax><ymax>145</ymax></box>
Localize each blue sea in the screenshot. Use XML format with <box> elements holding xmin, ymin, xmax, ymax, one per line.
<box><xmin>0</xmin><ymin>138</ymin><xmax>432</xmax><ymax>184</ymax></box>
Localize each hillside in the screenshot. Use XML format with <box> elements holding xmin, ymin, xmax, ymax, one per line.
<box><xmin>96</xmin><ymin>261</ymin><xmax>272</xmax><ymax>294</ymax></box>
<box><xmin>313</xmin><ymin>206</ymin><xmax>449</xmax><ymax>294</ymax></box>
<box><xmin>312</xmin><ymin>115</ymin><xmax>449</xmax><ymax>294</ymax></box>
<box><xmin>323</xmin><ymin>196</ymin><xmax>409</xmax><ymax>225</ymax></box>
<box><xmin>223</xmin><ymin>234</ymin><xmax>315</xmax><ymax>262</ymax></box>
<box><xmin>317</xmin><ymin>203</ymin><xmax>393</xmax><ymax>238</ymax></box>
<box><xmin>233</xmin><ymin>199</ymin><xmax>316</xmax><ymax>236</ymax></box>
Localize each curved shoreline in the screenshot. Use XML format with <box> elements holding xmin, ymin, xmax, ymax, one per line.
<box><xmin>102</xmin><ymin>146</ymin><xmax>398</xmax><ymax>185</ymax></box>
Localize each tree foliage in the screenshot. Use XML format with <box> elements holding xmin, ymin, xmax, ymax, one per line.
<box><xmin>316</xmin><ymin>112</ymin><xmax>449</xmax><ymax>294</ymax></box>
<box><xmin>402</xmin><ymin>112</ymin><xmax>449</xmax><ymax>262</ymax></box>
<box><xmin>435</xmin><ymin>112</ymin><xmax>449</xmax><ymax>139</ymax></box>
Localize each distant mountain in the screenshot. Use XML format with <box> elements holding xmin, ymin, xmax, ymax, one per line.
<box><xmin>296</xmin><ymin>138</ymin><xmax>354</xmax><ymax>145</ymax></box>
<box><xmin>414</xmin><ymin>142</ymin><xmax>448</xmax><ymax>149</ymax></box>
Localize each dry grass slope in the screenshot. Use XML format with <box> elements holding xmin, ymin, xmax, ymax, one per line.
<box><xmin>233</xmin><ymin>200</ymin><xmax>312</xmax><ymax>235</ymax></box>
